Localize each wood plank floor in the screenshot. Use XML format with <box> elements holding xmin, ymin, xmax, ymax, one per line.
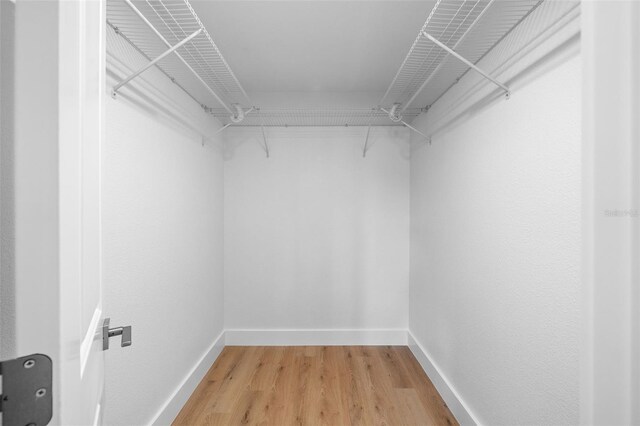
<box><xmin>173</xmin><ymin>346</ymin><xmax>458</xmax><ymax>426</ymax></box>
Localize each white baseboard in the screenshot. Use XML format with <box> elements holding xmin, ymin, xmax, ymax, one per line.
<box><xmin>225</xmin><ymin>328</ymin><xmax>408</xmax><ymax>346</ymax></box>
<box><xmin>150</xmin><ymin>331</ymin><xmax>225</xmax><ymax>426</ymax></box>
<box><xmin>407</xmin><ymin>331</ymin><xmax>479</xmax><ymax>426</ymax></box>
<box><xmin>149</xmin><ymin>330</ymin><xmax>474</xmax><ymax>426</ymax></box>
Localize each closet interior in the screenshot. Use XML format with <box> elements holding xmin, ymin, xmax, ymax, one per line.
<box><xmin>99</xmin><ymin>0</ymin><xmax>582</xmax><ymax>424</ymax></box>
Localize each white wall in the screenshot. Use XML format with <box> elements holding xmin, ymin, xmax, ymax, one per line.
<box><xmin>224</xmin><ymin>127</ymin><xmax>410</xmax><ymax>334</ymax></box>
<box><xmin>0</xmin><ymin>0</ymin><xmax>15</xmax><ymax>360</ymax></box>
<box><xmin>102</xmin><ymin>27</ymin><xmax>225</xmax><ymax>425</ymax></box>
<box><xmin>409</xmin><ymin>46</ymin><xmax>581</xmax><ymax>425</ymax></box>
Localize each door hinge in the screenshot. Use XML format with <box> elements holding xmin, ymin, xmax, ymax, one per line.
<box><xmin>0</xmin><ymin>354</ymin><xmax>52</xmax><ymax>426</ymax></box>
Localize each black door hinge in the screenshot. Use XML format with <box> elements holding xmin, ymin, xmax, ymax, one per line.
<box><xmin>0</xmin><ymin>354</ymin><xmax>52</xmax><ymax>426</ymax></box>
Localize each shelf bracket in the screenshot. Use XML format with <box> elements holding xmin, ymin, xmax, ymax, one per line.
<box><xmin>111</xmin><ymin>28</ymin><xmax>202</xmax><ymax>99</ymax></box>
<box><xmin>422</xmin><ymin>31</ymin><xmax>510</xmax><ymax>98</ymax></box>
<box><xmin>380</xmin><ymin>107</ymin><xmax>430</xmax><ymax>143</ymax></box>
<box><xmin>258</xmin><ymin>108</ymin><xmax>270</xmax><ymax>158</ymax></box>
<box><xmin>362</xmin><ymin>124</ymin><xmax>372</xmax><ymax>158</ymax></box>
<box><xmin>362</xmin><ymin>108</ymin><xmax>377</xmax><ymax>158</ymax></box>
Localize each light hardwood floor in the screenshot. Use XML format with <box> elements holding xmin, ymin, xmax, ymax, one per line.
<box><xmin>173</xmin><ymin>346</ymin><xmax>458</xmax><ymax>426</ymax></box>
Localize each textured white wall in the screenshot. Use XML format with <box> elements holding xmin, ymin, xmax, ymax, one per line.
<box><xmin>102</xmin><ymin>27</ymin><xmax>225</xmax><ymax>425</ymax></box>
<box><xmin>409</xmin><ymin>54</ymin><xmax>581</xmax><ymax>425</ymax></box>
<box><xmin>224</xmin><ymin>127</ymin><xmax>410</xmax><ymax>331</ymax></box>
<box><xmin>103</xmin><ymin>99</ymin><xmax>224</xmax><ymax>425</ymax></box>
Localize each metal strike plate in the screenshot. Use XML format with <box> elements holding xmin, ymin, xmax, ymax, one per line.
<box><xmin>0</xmin><ymin>354</ymin><xmax>53</xmax><ymax>426</ymax></box>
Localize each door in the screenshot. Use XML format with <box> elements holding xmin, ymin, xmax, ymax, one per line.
<box><xmin>13</xmin><ymin>0</ymin><xmax>106</xmax><ymax>424</ymax></box>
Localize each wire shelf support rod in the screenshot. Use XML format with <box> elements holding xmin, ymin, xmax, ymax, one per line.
<box><xmin>214</xmin><ymin>106</ymin><xmax>256</xmax><ymax>134</ymax></box>
<box><xmin>121</xmin><ymin>0</ymin><xmax>235</xmax><ymax>114</ymax></box>
<box><xmin>422</xmin><ymin>31</ymin><xmax>510</xmax><ymax>98</ymax></box>
<box><xmin>111</xmin><ymin>28</ymin><xmax>202</xmax><ymax>98</ymax></box>
<box><xmin>379</xmin><ymin>107</ymin><xmax>430</xmax><ymax>142</ymax></box>
<box><xmin>400</xmin><ymin>0</ymin><xmax>497</xmax><ymax>113</ymax></box>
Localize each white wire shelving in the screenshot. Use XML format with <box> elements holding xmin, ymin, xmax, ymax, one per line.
<box><xmin>106</xmin><ymin>0</ymin><xmax>252</xmax><ymax>115</ymax></box>
<box><xmin>206</xmin><ymin>107</ymin><xmax>423</xmax><ymax>128</ymax></box>
<box><xmin>106</xmin><ymin>0</ymin><xmax>544</xmax><ymax>148</ymax></box>
<box><xmin>381</xmin><ymin>0</ymin><xmax>543</xmax><ymax>114</ymax></box>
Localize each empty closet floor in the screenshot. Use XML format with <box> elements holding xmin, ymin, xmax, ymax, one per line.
<box><xmin>173</xmin><ymin>346</ymin><xmax>458</xmax><ymax>425</ymax></box>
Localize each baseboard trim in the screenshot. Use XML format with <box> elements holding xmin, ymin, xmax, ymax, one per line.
<box><xmin>149</xmin><ymin>330</ymin><xmax>473</xmax><ymax>425</ymax></box>
<box><xmin>225</xmin><ymin>328</ymin><xmax>408</xmax><ymax>346</ymax></box>
<box><xmin>407</xmin><ymin>331</ymin><xmax>479</xmax><ymax>426</ymax></box>
<box><xmin>150</xmin><ymin>330</ymin><xmax>225</xmax><ymax>426</ymax></box>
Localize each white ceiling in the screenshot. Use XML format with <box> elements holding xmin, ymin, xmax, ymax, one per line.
<box><xmin>190</xmin><ymin>1</ymin><xmax>436</xmax><ymax>94</ymax></box>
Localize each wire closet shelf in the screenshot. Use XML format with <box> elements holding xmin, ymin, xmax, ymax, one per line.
<box><xmin>107</xmin><ymin>0</ymin><xmax>252</xmax><ymax>116</ymax></box>
<box><xmin>106</xmin><ymin>0</ymin><xmax>542</xmax><ymax>130</ymax></box>
<box><xmin>381</xmin><ymin>0</ymin><xmax>543</xmax><ymax>114</ymax></box>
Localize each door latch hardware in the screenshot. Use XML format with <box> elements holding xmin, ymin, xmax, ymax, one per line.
<box><xmin>0</xmin><ymin>353</ymin><xmax>53</xmax><ymax>426</ymax></box>
<box><xmin>102</xmin><ymin>318</ymin><xmax>132</xmax><ymax>351</ymax></box>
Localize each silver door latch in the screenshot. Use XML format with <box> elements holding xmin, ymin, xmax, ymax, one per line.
<box><xmin>102</xmin><ymin>318</ymin><xmax>132</xmax><ymax>351</ymax></box>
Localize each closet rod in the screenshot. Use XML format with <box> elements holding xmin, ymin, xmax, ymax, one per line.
<box><xmin>422</xmin><ymin>31</ymin><xmax>511</xmax><ymax>97</ymax></box>
<box><xmin>122</xmin><ymin>0</ymin><xmax>235</xmax><ymax>114</ymax></box>
<box><xmin>112</xmin><ymin>28</ymin><xmax>202</xmax><ymax>98</ymax></box>
<box><xmin>379</xmin><ymin>107</ymin><xmax>430</xmax><ymax>141</ymax></box>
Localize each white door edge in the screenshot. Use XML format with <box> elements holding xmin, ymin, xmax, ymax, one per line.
<box><xmin>80</xmin><ymin>307</ymin><xmax>103</xmax><ymax>377</ymax></box>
